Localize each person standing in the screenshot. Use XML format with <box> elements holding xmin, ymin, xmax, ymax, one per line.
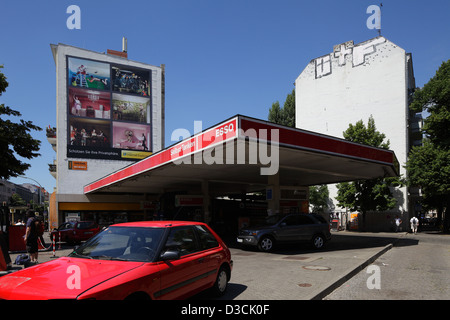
<box><xmin>394</xmin><ymin>216</ymin><xmax>402</xmax><ymax>232</ymax></box>
<box><xmin>410</xmin><ymin>216</ymin><xmax>419</xmax><ymax>234</ymax></box>
<box><xmin>24</xmin><ymin>210</ymin><xmax>39</xmax><ymax>264</ymax></box>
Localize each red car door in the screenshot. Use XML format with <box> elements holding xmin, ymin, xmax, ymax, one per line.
<box><xmin>56</xmin><ymin>222</ymin><xmax>73</xmax><ymax>242</ymax></box>
<box><xmin>75</xmin><ymin>222</ymin><xmax>100</xmax><ymax>241</ymax></box>
<box><xmin>155</xmin><ymin>226</ymin><xmax>213</xmax><ymax>300</ymax></box>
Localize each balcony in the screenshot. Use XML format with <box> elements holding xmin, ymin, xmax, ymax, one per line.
<box><xmin>409</xmin><ymin>114</ymin><xmax>423</xmax><ymax>147</ymax></box>
<box><xmin>46</xmin><ymin>126</ymin><xmax>56</xmax><ymax>151</ymax></box>
<box><xmin>48</xmin><ymin>163</ymin><xmax>56</xmax><ymax>179</ymax></box>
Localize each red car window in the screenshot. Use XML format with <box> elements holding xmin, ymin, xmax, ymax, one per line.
<box><xmin>77</xmin><ymin>222</ymin><xmax>97</xmax><ymax>229</ymax></box>
<box><xmin>163</xmin><ymin>227</ymin><xmax>198</xmax><ymax>256</ymax></box>
<box><xmin>59</xmin><ymin>222</ymin><xmax>74</xmax><ymax>230</ymax></box>
<box><xmin>194</xmin><ymin>225</ymin><xmax>219</xmax><ymax>250</ymax></box>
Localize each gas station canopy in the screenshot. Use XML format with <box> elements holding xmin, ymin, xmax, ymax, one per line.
<box><xmin>84</xmin><ymin>115</ymin><xmax>399</xmax><ymax>196</ymax></box>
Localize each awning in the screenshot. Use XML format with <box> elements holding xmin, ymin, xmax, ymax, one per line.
<box><xmin>84</xmin><ymin>115</ymin><xmax>399</xmax><ymax>196</ymax></box>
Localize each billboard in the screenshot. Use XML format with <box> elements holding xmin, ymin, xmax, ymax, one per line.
<box><xmin>66</xmin><ymin>56</ymin><xmax>152</xmax><ymax>160</ymax></box>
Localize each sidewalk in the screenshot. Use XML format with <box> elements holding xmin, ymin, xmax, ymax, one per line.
<box><xmin>5</xmin><ymin>232</ymin><xmax>74</xmax><ymax>272</ymax></box>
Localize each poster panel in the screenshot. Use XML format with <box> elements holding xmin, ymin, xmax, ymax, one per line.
<box><xmin>112</xmin><ymin>121</ymin><xmax>151</xmax><ymax>152</ymax></box>
<box><xmin>112</xmin><ymin>93</ymin><xmax>150</xmax><ymax>123</ymax></box>
<box><xmin>68</xmin><ymin>87</ymin><xmax>111</xmax><ymax>119</ymax></box>
<box><xmin>68</xmin><ymin>57</ymin><xmax>110</xmax><ymax>90</ymax></box>
<box><xmin>111</xmin><ymin>64</ymin><xmax>150</xmax><ymax>96</ymax></box>
<box><xmin>69</xmin><ymin>118</ymin><xmax>111</xmax><ymax>148</ymax></box>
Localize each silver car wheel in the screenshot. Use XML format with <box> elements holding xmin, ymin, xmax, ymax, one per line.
<box><xmin>217</xmin><ymin>269</ymin><xmax>228</xmax><ymax>293</ymax></box>
<box><xmin>313</xmin><ymin>235</ymin><xmax>324</xmax><ymax>249</ymax></box>
<box><xmin>260</xmin><ymin>237</ymin><xmax>273</xmax><ymax>251</ymax></box>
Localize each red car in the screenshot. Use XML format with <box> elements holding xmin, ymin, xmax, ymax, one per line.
<box><xmin>0</xmin><ymin>221</ymin><xmax>233</xmax><ymax>300</ymax></box>
<box><xmin>50</xmin><ymin>221</ymin><xmax>101</xmax><ymax>244</ymax></box>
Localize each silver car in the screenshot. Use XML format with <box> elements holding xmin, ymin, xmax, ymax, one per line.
<box><xmin>237</xmin><ymin>213</ymin><xmax>331</xmax><ymax>252</ymax></box>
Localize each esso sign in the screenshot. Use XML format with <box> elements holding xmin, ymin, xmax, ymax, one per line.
<box><xmin>216</xmin><ymin>123</ymin><xmax>234</xmax><ymax>138</ymax></box>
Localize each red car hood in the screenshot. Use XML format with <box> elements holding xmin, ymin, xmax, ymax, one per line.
<box><xmin>0</xmin><ymin>257</ymin><xmax>143</xmax><ymax>300</ymax></box>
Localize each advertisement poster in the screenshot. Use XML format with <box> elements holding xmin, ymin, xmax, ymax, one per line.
<box><xmin>66</xmin><ymin>56</ymin><xmax>152</xmax><ymax>160</ymax></box>
<box><xmin>112</xmin><ymin>65</ymin><xmax>150</xmax><ymax>96</ymax></box>
<box><xmin>112</xmin><ymin>93</ymin><xmax>150</xmax><ymax>123</ymax></box>
<box><xmin>68</xmin><ymin>57</ymin><xmax>110</xmax><ymax>90</ymax></box>
<box><xmin>112</xmin><ymin>121</ymin><xmax>150</xmax><ymax>151</ymax></box>
<box><xmin>68</xmin><ymin>87</ymin><xmax>111</xmax><ymax>119</ymax></box>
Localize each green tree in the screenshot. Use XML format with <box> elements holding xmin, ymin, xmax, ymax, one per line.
<box><xmin>336</xmin><ymin>116</ymin><xmax>400</xmax><ymax>230</ymax></box>
<box><xmin>0</xmin><ymin>65</ymin><xmax>42</xmax><ymax>180</ymax></box>
<box><xmin>406</xmin><ymin>60</ymin><xmax>450</xmax><ymax>232</ymax></box>
<box><xmin>268</xmin><ymin>101</ymin><xmax>283</xmax><ymax>125</ymax></box>
<box><xmin>342</xmin><ymin>116</ymin><xmax>390</xmax><ymax>149</ymax></box>
<box><xmin>268</xmin><ymin>89</ymin><xmax>295</xmax><ymax>127</ymax></box>
<box><xmin>406</xmin><ymin>140</ymin><xmax>450</xmax><ymax>230</ymax></box>
<box><xmin>410</xmin><ymin>60</ymin><xmax>450</xmax><ymax>147</ymax></box>
<box><xmin>9</xmin><ymin>193</ymin><xmax>26</xmax><ymax>207</ymax></box>
<box><xmin>309</xmin><ymin>185</ymin><xmax>330</xmax><ymax>213</ymax></box>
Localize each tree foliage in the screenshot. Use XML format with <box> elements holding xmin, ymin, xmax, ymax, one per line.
<box><xmin>406</xmin><ymin>140</ymin><xmax>450</xmax><ymax>196</ymax></box>
<box><xmin>342</xmin><ymin>116</ymin><xmax>390</xmax><ymax>150</ymax></box>
<box><xmin>406</xmin><ymin>60</ymin><xmax>450</xmax><ymax>232</ymax></box>
<box><xmin>309</xmin><ymin>185</ymin><xmax>330</xmax><ymax>213</ymax></box>
<box><xmin>336</xmin><ymin>116</ymin><xmax>400</xmax><ymax>228</ymax></box>
<box><xmin>0</xmin><ymin>65</ymin><xmax>42</xmax><ymax>180</ymax></box>
<box><xmin>410</xmin><ymin>60</ymin><xmax>450</xmax><ymax>147</ymax></box>
<box><xmin>268</xmin><ymin>89</ymin><xmax>295</xmax><ymax>127</ymax></box>
<box><xmin>9</xmin><ymin>193</ymin><xmax>26</xmax><ymax>207</ymax></box>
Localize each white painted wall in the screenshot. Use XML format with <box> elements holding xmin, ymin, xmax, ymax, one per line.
<box><xmin>295</xmin><ymin>37</ymin><xmax>413</xmax><ymax>218</ymax></box>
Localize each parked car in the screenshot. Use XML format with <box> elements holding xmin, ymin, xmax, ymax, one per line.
<box><xmin>50</xmin><ymin>221</ymin><xmax>101</xmax><ymax>244</ymax></box>
<box><xmin>0</xmin><ymin>221</ymin><xmax>233</xmax><ymax>300</ymax></box>
<box><xmin>237</xmin><ymin>213</ymin><xmax>331</xmax><ymax>252</ymax></box>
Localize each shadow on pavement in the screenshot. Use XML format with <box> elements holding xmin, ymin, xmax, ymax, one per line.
<box><xmin>225</xmin><ymin>231</ymin><xmax>419</xmax><ymax>255</ymax></box>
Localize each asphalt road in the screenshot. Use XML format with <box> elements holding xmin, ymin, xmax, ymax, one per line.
<box><xmin>5</xmin><ymin>230</ymin><xmax>448</xmax><ymax>300</ymax></box>
<box><xmin>195</xmin><ymin>231</ymin><xmax>411</xmax><ymax>300</ymax></box>
<box><xmin>324</xmin><ymin>231</ymin><xmax>450</xmax><ymax>300</ymax></box>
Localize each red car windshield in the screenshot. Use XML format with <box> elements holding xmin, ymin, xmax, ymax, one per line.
<box><xmin>69</xmin><ymin>226</ymin><xmax>165</xmax><ymax>262</ymax></box>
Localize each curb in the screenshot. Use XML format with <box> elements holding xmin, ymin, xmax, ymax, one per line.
<box><xmin>310</xmin><ymin>243</ymin><xmax>393</xmax><ymax>300</ymax></box>
<box><xmin>310</xmin><ymin>233</ymin><xmax>406</xmax><ymax>300</ymax></box>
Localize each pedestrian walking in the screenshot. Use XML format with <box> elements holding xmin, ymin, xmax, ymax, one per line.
<box><xmin>24</xmin><ymin>210</ymin><xmax>39</xmax><ymax>264</ymax></box>
<box><xmin>410</xmin><ymin>216</ymin><xmax>419</xmax><ymax>234</ymax></box>
<box><xmin>394</xmin><ymin>216</ymin><xmax>402</xmax><ymax>232</ymax></box>
<box><xmin>35</xmin><ymin>215</ymin><xmax>47</xmax><ymax>248</ymax></box>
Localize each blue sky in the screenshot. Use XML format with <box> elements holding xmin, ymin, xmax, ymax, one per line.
<box><xmin>1</xmin><ymin>0</ymin><xmax>449</xmax><ymax>193</ymax></box>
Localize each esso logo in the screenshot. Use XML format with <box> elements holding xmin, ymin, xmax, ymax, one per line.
<box><xmin>215</xmin><ymin>123</ymin><xmax>234</xmax><ymax>137</ymax></box>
